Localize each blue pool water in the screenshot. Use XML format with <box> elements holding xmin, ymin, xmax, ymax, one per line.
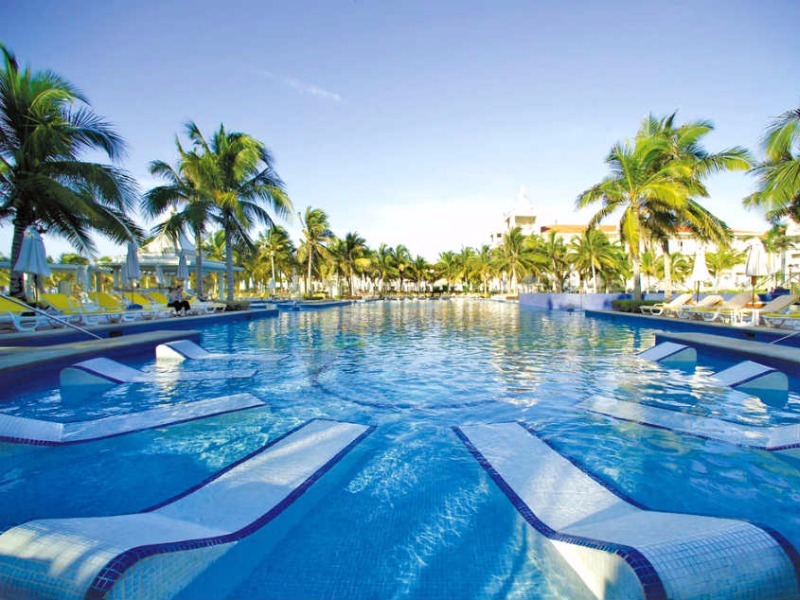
<box><xmin>2</xmin><ymin>300</ymin><xmax>800</xmax><ymax>599</ymax></box>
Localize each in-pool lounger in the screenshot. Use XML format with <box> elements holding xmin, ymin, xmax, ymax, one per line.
<box><xmin>454</xmin><ymin>421</ymin><xmax>800</xmax><ymax>600</ymax></box>
<box><xmin>59</xmin><ymin>357</ymin><xmax>256</xmax><ymax>389</ymax></box>
<box><xmin>0</xmin><ymin>393</ymin><xmax>265</xmax><ymax>445</ymax></box>
<box><xmin>0</xmin><ymin>419</ymin><xmax>374</xmax><ymax>600</ymax></box>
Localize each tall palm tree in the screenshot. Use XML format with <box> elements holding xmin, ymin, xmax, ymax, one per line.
<box><xmin>264</xmin><ymin>225</ymin><xmax>294</xmax><ymax>294</ymax></box>
<box><xmin>493</xmin><ymin>227</ymin><xmax>541</xmax><ymax>294</ymax></box>
<box><xmin>395</xmin><ymin>244</ymin><xmax>412</xmax><ymax>294</ymax></box>
<box><xmin>706</xmin><ymin>246</ymin><xmax>745</xmax><ymax>291</ymax></box>
<box><xmin>410</xmin><ymin>255</ymin><xmax>430</xmax><ymax>294</ymax></box>
<box><xmin>745</xmin><ymin>103</ymin><xmax>800</xmax><ymax>222</ymax></box>
<box><xmin>0</xmin><ymin>45</ymin><xmax>140</xmax><ymax>299</ymax></box>
<box><xmin>568</xmin><ymin>228</ymin><xmax>617</xmax><ymax>293</ymax></box>
<box><xmin>579</xmin><ymin>114</ymin><xmax>749</xmax><ymax>300</ymax></box>
<box><xmin>180</xmin><ymin>122</ymin><xmax>292</xmax><ymax>301</ymax></box>
<box><xmin>538</xmin><ymin>232</ymin><xmax>569</xmax><ymax>292</ymax></box>
<box><xmin>436</xmin><ymin>251</ymin><xmax>458</xmax><ymax>293</ymax></box>
<box><xmin>143</xmin><ymin>137</ymin><xmax>215</xmax><ymax>298</ymax></box>
<box><xmin>340</xmin><ymin>232</ymin><xmax>369</xmax><ymax>297</ymax></box>
<box><xmin>374</xmin><ymin>243</ymin><xmax>396</xmax><ymax>296</ymax></box>
<box><xmin>471</xmin><ymin>245</ymin><xmax>495</xmax><ymax>296</ymax></box>
<box><xmin>297</xmin><ymin>207</ymin><xmax>332</xmax><ymax>295</ymax></box>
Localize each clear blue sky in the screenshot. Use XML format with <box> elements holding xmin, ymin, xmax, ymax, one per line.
<box><xmin>1</xmin><ymin>1</ymin><xmax>798</xmax><ymax>261</ymax></box>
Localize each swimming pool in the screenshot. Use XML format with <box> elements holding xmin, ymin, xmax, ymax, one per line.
<box><xmin>1</xmin><ymin>300</ymin><xmax>800</xmax><ymax>599</ymax></box>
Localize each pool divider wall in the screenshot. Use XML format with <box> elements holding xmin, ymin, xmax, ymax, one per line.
<box><xmin>0</xmin><ymin>419</ymin><xmax>375</xmax><ymax>600</ymax></box>
<box><xmin>454</xmin><ymin>421</ymin><xmax>800</xmax><ymax>600</ymax></box>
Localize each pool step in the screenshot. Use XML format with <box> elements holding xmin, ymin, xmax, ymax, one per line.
<box><xmin>712</xmin><ymin>360</ymin><xmax>788</xmax><ymax>394</ymax></box>
<box><xmin>59</xmin><ymin>357</ymin><xmax>255</xmax><ymax>389</ymax></box>
<box><xmin>581</xmin><ymin>396</ymin><xmax>800</xmax><ymax>453</ymax></box>
<box><xmin>637</xmin><ymin>342</ymin><xmax>696</xmax><ymax>367</ymax></box>
<box><xmin>0</xmin><ymin>393</ymin><xmax>265</xmax><ymax>445</ymax></box>
<box><xmin>455</xmin><ymin>421</ymin><xmax>800</xmax><ymax>600</ymax></box>
<box><xmin>0</xmin><ymin>419</ymin><xmax>374</xmax><ymax>600</ymax></box>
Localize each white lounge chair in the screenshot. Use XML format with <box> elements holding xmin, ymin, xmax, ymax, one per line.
<box><xmin>639</xmin><ymin>293</ymin><xmax>693</xmax><ymax>316</ymax></box>
<box><xmin>680</xmin><ymin>291</ymin><xmax>752</xmax><ymax>322</ymax></box>
<box><xmin>675</xmin><ymin>294</ymin><xmax>724</xmax><ymax>319</ymax></box>
<box><xmin>733</xmin><ymin>294</ymin><xmax>799</xmax><ymax>327</ymax></box>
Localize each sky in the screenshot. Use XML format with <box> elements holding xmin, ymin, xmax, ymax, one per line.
<box><xmin>1</xmin><ymin>0</ymin><xmax>798</xmax><ymax>262</ymax></box>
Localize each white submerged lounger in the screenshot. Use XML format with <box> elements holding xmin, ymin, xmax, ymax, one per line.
<box><xmin>59</xmin><ymin>357</ymin><xmax>256</xmax><ymax>389</ymax></box>
<box><xmin>0</xmin><ymin>393</ymin><xmax>266</xmax><ymax>445</ymax></box>
<box><xmin>581</xmin><ymin>396</ymin><xmax>800</xmax><ymax>454</ymax></box>
<box><xmin>712</xmin><ymin>360</ymin><xmax>788</xmax><ymax>394</ymax></box>
<box><xmin>455</xmin><ymin>422</ymin><xmax>800</xmax><ymax>600</ymax></box>
<box><xmin>637</xmin><ymin>342</ymin><xmax>696</xmax><ymax>368</ymax></box>
<box><xmin>0</xmin><ymin>419</ymin><xmax>373</xmax><ymax>600</ymax></box>
<box><xmin>155</xmin><ymin>340</ymin><xmax>274</xmax><ymax>363</ymax></box>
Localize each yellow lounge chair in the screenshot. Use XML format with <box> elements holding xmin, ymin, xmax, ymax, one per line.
<box><xmin>88</xmin><ymin>292</ymin><xmax>151</xmax><ymax>321</ymax></box>
<box><xmin>0</xmin><ymin>297</ymin><xmax>44</xmax><ymax>332</ymax></box>
<box><xmin>40</xmin><ymin>293</ymin><xmax>107</xmax><ymax>326</ymax></box>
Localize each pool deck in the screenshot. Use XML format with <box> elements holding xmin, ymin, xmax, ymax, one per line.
<box><xmin>0</xmin><ymin>308</ymin><xmax>279</xmax><ymax>381</ymax></box>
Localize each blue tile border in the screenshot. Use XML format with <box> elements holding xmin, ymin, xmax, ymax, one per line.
<box><xmin>452</xmin><ymin>424</ymin><xmax>668</xmax><ymax>600</ymax></box>
<box><xmin>85</xmin><ymin>419</ymin><xmax>375</xmax><ymax>599</ymax></box>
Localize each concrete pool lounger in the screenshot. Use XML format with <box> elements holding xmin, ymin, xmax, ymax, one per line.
<box><xmin>59</xmin><ymin>357</ymin><xmax>256</xmax><ymax>389</ymax></box>
<box><xmin>155</xmin><ymin>340</ymin><xmax>276</xmax><ymax>363</ymax></box>
<box><xmin>0</xmin><ymin>418</ymin><xmax>374</xmax><ymax>600</ymax></box>
<box><xmin>0</xmin><ymin>393</ymin><xmax>266</xmax><ymax>445</ymax></box>
<box><xmin>454</xmin><ymin>422</ymin><xmax>800</xmax><ymax>600</ymax></box>
<box><xmin>581</xmin><ymin>396</ymin><xmax>800</xmax><ymax>453</ymax></box>
<box><xmin>637</xmin><ymin>342</ymin><xmax>696</xmax><ymax>368</ymax></box>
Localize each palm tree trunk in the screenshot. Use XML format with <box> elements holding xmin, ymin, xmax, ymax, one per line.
<box><xmin>194</xmin><ymin>227</ymin><xmax>204</xmax><ymax>299</ymax></box>
<box><xmin>661</xmin><ymin>241</ymin><xmax>672</xmax><ymax>299</ymax></box>
<box><xmin>224</xmin><ymin>225</ymin><xmax>234</xmax><ymax>302</ymax></box>
<box><xmin>307</xmin><ymin>251</ymin><xmax>313</xmax><ymax>296</ymax></box>
<box><xmin>591</xmin><ymin>263</ymin><xmax>598</xmax><ymax>294</ymax></box>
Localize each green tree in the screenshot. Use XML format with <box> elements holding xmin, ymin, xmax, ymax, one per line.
<box><xmin>493</xmin><ymin>227</ymin><xmax>542</xmax><ymax>294</ymax></box>
<box><xmin>745</xmin><ymin>104</ymin><xmax>800</xmax><ymax>222</ymax></box>
<box><xmin>568</xmin><ymin>228</ymin><xmax>618</xmax><ymax>293</ymax></box>
<box><xmin>143</xmin><ymin>135</ymin><xmax>215</xmax><ymax>298</ymax></box>
<box><xmin>373</xmin><ymin>244</ymin><xmax>397</xmax><ymax>296</ymax></box>
<box><xmin>0</xmin><ymin>45</ymin><xmax>140</xmax><ymax>300</ymax></box>
<box><xmin>180</xmin><ymin>122</ymin><xmax>291</xmax><ymax>301</ymax></box>
<box><xmin>340</xmin><ymin>232</ymin><xmax>369</xmax><ymax>297</ymax></box>
<box><xmin>297</xmin><ymin>207</ymin><xmax>332</xmax><ymax>295</ymax></box>
<box><xmin>264</xmin><ymin>225</ymin><xmax>295</xmax><ymax>294</ymax></box>
<box><xmin>706</xmin><ymin>246</ymin><xmax>745</xmax><ymax>291</ymax></box>
<box><xmin>436</xmin><ymin>251</ymin><xmax>458</xmax><ymax>293</ymax></box>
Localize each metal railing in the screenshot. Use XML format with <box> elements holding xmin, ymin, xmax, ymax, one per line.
<box><xmin>0</xmin><ymin>294</ymin><xmax>102</xmax><ymax>340</ymax></box>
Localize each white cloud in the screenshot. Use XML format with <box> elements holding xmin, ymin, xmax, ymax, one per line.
<box><xmin>258</xmin><ymin>70</ymin><xmax>342</xmax><ymax>103</ymax></box>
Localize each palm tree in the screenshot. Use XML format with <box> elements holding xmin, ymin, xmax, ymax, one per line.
<box><xmin>0</xmin><ymin>45</ymin><xmax>140</xmax><ymax>299</ymax></box>
<box><xmin>436</xmin><ymin>251</ymin><xmax>458</xmax><ymax>293</ymax></box>
<box><xmin>763</xmin><ymin>224</ymin><xmax>796</xmax><ymax>288</ymax></box>
<box><xmin>471</xmin><ymin>245</ymin><xmax>495</xmax><ymax>296</ymax></box>
<box><xmin>568</xmin><ymin>228</ymin><xmax>618</xmax><ymax>293</ymax></box>
<box><xmin>395</xmin><ymin>244</ymin><xmax>412</xmax><ymax>294</ymax></box>
<box><xmin>410</xmin><ymin>255</ymin><xmax>430</xmax><ymax>294</ymax></box>
<box><xmin>297</xmin><ymin>207</ymin><xmax>332</xmax><ymax>296</ymax></box>
<box><xmin>538</xmin><ymin>232</ymin><xmax>569</xmax><ymax>292</ymax></box>
<box><xmin>264</xmin><ymin>225</ymin><xmax>294</xmax><ymax>295</ymax></box>
<box><xmin>143</xmin><ymin>137</ymin><xmax>215</xmax><ymax>298</ymax></box>
<box><xmin>745</xmin><ymin>103</ymin><xmax>800</xmax><ymax>222</ymax></box>
<box><xmin>706</xmin><ymin>246</ymin><xmax>745</xmax><ymax>291</ymax></box>
<box><xmin>340</xmin><ymin>232</ymin><xmax>369</xmax><ymax>297</ymax></box>
<box><xmin>374</xmin><ymin>244</ymin><xmax>396</xmax><ymax>296</ymax></box>
<box><xmin>579</xmin><ymin>114</ymin><xmax>750</xmax><ymax>300</ymax></box>
<box><xmin>180</xmin><ymin>122</ymin><xmax>292</xmax><ymax>301</ymax></box>
<box><xmin>493</xmin><ymin>227</ymin><xmax>541</xmax><ymax>294</ymax></box>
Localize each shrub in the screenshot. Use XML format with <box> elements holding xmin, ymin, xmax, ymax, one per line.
<box><xmin>611</xmin><ymin>299</ymin><xmax>659</xmax><ymax>313</ymax></box>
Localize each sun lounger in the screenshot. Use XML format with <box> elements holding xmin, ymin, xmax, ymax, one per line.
<box><xmin>680</xmin><ymin>291</ymin><xmax>752</xmax><ymax>322</ymax></box>
<box><xmin>39</xmin><ymin>293</ymin><xmax>111</xmax><ymax>326</ymax></box>
<box><xmin>674</xmin><ymin>294</ymin><xmax>724</xmax><ymax>319</ymax></box>
<box><xmin>59</xmin><ymin>357</ymin><xmax>256</xmax><ymax>389</ymax></box>
<box><xmin>455</xmin><ymin>421</ymin><xmax>800</xmax><ymax>599</ymax></box>
<box><xmin>0</xmin><ymin>297</ymin><xmax>44</xmax><ymax>332</ymax></box>
<box><xmin>639</xmin><ymin>293</ymin><xmax>693</xmax><ymax>316</ymax></box>
<box><xmin>637</xmin><ymin>342</ymin><xmax>696</xmax><ymax>367</ymax></box>
<box><xmin>0</xmin><ymin>393</ymin><xmax>265</xmax><ymax>445</ymax></box>
<box><xmin>155</xmin><ymin>340</ymin><xmax>278</xmax><ymax>364</ymax></box>
<box><xmin>0</xmin><ymin>419</ymin><xmax>374</xmax><ymax>600</ymax></box>
<box><xmin>732</xmin><ymin>294</ymin><xmax>799</xmax><ymax>327</ymax></box>
<box><xmin>88</xmin><ymin>291</ymin><xmax>151</xmax><ymax>322</ymax></box>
